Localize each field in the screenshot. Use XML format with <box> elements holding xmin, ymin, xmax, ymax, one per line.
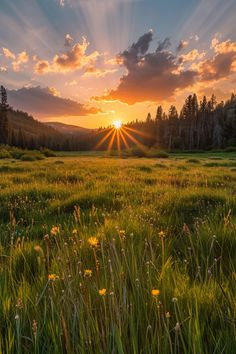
<box><xmin>0</xmin><ymin>153</ymin><xmax>236</xmax><ymax>353</ymax></box>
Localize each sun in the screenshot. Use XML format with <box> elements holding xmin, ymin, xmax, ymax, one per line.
<box><xmin>113</xmin><ymin>120</ymin><xmax>122</xmax><ymax>129</ymax></box>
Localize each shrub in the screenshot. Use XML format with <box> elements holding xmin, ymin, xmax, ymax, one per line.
<box><xmin>130</xmin><ymin>147</ymin><xmax>147</xmax><ymax>157</ymax></box>
<box><xmin>20</xmin><ymin>154</ymin><xmax>37</xmax><ymax>161</ymax></box>
<box><xmin>149</xmin><ymin>150</ymin><xmax>169</xmax><ymax>158</ymax></box>
<box><xmin>40</xmin><ymin>148</ymin><xmax>56</xmax><ymax>157</ymax></box>
<box><xmin>0</xmin><ymin>149</ymin><xmax>11</xmax><ymax>159</ymax></box>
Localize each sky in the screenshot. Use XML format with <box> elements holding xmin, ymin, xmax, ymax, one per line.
<box><xmin>0</xmin><ymin>0</ymin><xmax>236</xmax><ymax>128</ymax></box>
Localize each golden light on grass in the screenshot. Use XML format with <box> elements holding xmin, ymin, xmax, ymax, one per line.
<box><xmin>113</xmin><ymin>120</ymin><xmax>122</xmax><ymax>130</ymax></box>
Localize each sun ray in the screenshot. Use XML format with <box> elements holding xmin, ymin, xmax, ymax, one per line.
<box><xmin>119</xmin><ymin>129</ymin><xmax>130</xmax><ymax>150</ymax></box>
<box><xmin>107</xmin><ymin>129</ymin><xmax>117</xmax><ymax>151</ymax></box>
<box><xmin>124</xmin><ymin>126</ymin><xmax>151</xmax><ymax>139</ymax></box>
<box><xmin>117</xmin><ymin>130</ymin><xmax>121</xmax><ymax>154</ymax></box>
<box><xmin>94</xmin><ymin>128</ymin><xmax>114</xmax><ymax>149</ymax></box>
<box><xmin>122</xmin><ymin>129</ymin><xmax>148</xmax><ymax>152</ymax></box>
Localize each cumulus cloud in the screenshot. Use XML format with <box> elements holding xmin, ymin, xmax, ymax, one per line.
<box><xmin>180</xmin><ymin>49</ymin><xmax>205</xmax><ymax>63</ymax></box>
<box><xmin>2</xmin><ymin>47</ymin><xmax>16</xmax><ymax>60</ymax></box>
<box><xmin>34</xmin><ymin>37</ymin><xmax>100</xmax><ymax>74</ymax></box>
<box><xmin>199</xmin><ymin>39</ymin><xmax>236</xmax><ymax>81</ymax></box>
<box><xmin>2</xmin><ymin>48</ymin><xmax>29</xmax><ymax>71</ymax></box>
<box><xmin>7</xmin><ymin>86</ymin><xmax>99</xmax><ymax>117</ymax></box>
<box><xmin>0</xmin><ymin>66</ymin><xmax>7</xmax><ymax>73</ymax></box>
<box><xmin>95</xmin><ymin>30</ymin><xmax>197</xmax><ymax>104</ymax></box>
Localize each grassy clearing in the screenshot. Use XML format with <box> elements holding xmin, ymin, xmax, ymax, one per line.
<box><xmin>0</xmin><ymin>154</ymin><xmax>235</xmax><ymax>353</ymax></box>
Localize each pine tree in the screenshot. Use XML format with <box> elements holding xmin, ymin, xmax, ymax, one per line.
<box><xmin>0</xmin><ymin>85</ymin><xmax>10</xmax><ymax>145</ymax></box>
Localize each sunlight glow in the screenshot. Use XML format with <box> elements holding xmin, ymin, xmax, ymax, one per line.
<box><xmin>113</xmin><ymin>120</ymin><xmax>122</xmax><ymax>129</ymax></box>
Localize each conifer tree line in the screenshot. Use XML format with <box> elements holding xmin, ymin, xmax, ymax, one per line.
<box><xmin>122</xmin><ymin>93</ymin><xmax>236</xmax><ymax>150</ymax></box>
<box><xmin>1</xmin><ymin>84</ymin><xmax>236</xmax><ymax>151</ymax></box>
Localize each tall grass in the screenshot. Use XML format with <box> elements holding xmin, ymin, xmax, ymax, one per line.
<box><xmin>0</xmin><ymin>155</ymin><xmax>235</xmax><ymax>353</ymax></box>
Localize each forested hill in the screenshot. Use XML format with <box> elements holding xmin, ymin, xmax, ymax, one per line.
<box><xmin>45</xmin><ymin>122</ymin><xmax>93</xmax><ymax>136</ymax></box>
<box><xmin>6</xmin><ymin>109</ymin><xmax>65</xmax><ymax>150</ymax></box>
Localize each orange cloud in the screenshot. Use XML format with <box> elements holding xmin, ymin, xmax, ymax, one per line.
<box><xmin>2</xmin><ymin>47</ymin><xmax>16</xmax><ymax>60</ymax></box>
<box><xmin>34</xmin><ymin>37</ymin><xmax>100</xmax><ymax>74</ymax></box>
<box><xmin>0</xmin><ymin>66</ymin><xmax>7</xmax><ymax>73</ymax></box>
<box><xmin>83</xmin><ymin>66</ymin><xmax>117</xmax><ymax>78</ymax></box>
<box><xmin>95</xmin><ymin>31</ymin><xmax>197</xmax><ymax>104</ymax></box>
<box><xmin>2</xmin><ymin>48</ymin><xmax>29</xmax><ymax>71</ymax></box>
<box><xmin>180</xmin><ymin>49</ymin><xmax>205</xmax><ymax>63</ymax></box>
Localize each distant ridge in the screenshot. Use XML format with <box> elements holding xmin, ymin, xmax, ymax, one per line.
<box><xmin>44</xmin><ymin>122</ymin><xmax>94</xmax><ymax>136</ymax></box>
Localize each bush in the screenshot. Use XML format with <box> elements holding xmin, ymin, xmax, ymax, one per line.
<box><xmin>20</xmin><ymin>154</ymin><xmax>37</xmax><ymax>161</ymax></box>
<box><xmin>40</xmin><ymin>148</ymin><xmax>56</xmax><ymax>157</ymax></box>
<box><xmin>0</xmin><ymin>149</ymin><xmax>11</xmax><ymax>159</ymax></box>
<box><xmin>130</xmin><ymin>147</ymin><xmax>147</xmax><ymax>157</ymax></box>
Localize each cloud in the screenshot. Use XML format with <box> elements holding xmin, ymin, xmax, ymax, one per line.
<box><xmin>7</xmin><ymin>86</ymin><xmax>99</xmax><ymax>117</ymax></box>
<box><xmin>34</xmin><ymin>37</ymin><xmax>100</xmax><ymax>74</ymax></box>
<box><xmin>176</xmin><ymin>40</ymin><xmax>189</xmax><ymax>52</ymax></box>
<box><xmin>2</xmin><ymin>48</ymin><xmax>29</xmax><ymax>71</ymax></box>
<box><xmin>199</xmin><ymin>52</ymin><xmax>236</xmax><ymax>81</ymax></box>
<box><xmin>83</xmin><ymin>65</ymin><xmax>117</xmax><ymax>78</ymax></box>
<box><xmin>198</xmin><ymin>38</ymin><xmax>236</xmax><ymax>81</ymax></box>
<box><xmin>12</xmin><ymin>51</ymin><xmax>29</xmax><ymax>72</ymax></box>
<box><xmin>2</xmin><ymin>47</ymin><xmax>16</xmax><ymax>60</ymax></box>
<box><xmin>0</xmin><ymin>66</ymin><xmax>7</xmax><ymax>73</ymax></box>
<box><xmin>34</xmin><ymin>60</ymin><xmax>50</xmax><ymax>74</ymax></box>
<box><xmin>180</xmin><ymin>49</ymin><xmax>205</xmax><ymax>63</ymax></box>
<box><xmin>64</xmin><ymin>34</ymin><xmax>74</xmax><ymax>47</ymax></box>
<box><xmin>95</xmin><ymin>31</ymin><xmax>197</xmax><ymax>104</ymax></box>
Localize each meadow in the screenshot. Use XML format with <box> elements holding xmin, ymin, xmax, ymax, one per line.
<box><xmin>0</xmin><ymin>152</ymin><xmax>236</xmax><ymax>353</ymax></box>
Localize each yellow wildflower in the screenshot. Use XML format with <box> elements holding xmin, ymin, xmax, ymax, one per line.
<box><xmin>72</xmin><ymin>229</ymin><xmax>78</xmax><ymax>235</ymax></box>
<box><xmin>88</xmin><ymin>237</ymin><xmax>99</xmax><ymax>248</ymax></box>
<box><xmin>98</xmin><ymin>288</ymin><xmax>107</xmax><ymax>296</ymax></box>
<box><xmin>84</xmin><ymin>269</ymin><xmax>92</xmax><ymax>278</ymax></box>
<box><xmin>51</xmin><ymin>226</ymin><xmax>60</xmax><ymax>236</ymax></box>
<box><xmin>158</xmin><ymin>231</ymin><xmax>165</xmax><ymax>238</ymax></box>
<box><xmin>151</xmin><ymin>289</ymin><xmax>160</xmax><ymax>296</ymax></box>
<box><xmin>48</xmin><ymin>274</ymin><xmax>59</xmax><ymax>281</ymax></box>
<box><xmin>34</xmin><ymin>245</ymin><xmax>42</xmax><ymax>252</ymax></box>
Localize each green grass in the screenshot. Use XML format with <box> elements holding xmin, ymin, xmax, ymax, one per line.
<box><xmin>0</xmin><ymin>154</ymin><xmax>235</xmax><ymax>353</ymax></box>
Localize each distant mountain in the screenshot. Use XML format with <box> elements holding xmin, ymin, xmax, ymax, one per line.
<box><xmin>44</xmin><ymin>122</ymin><xmax>94</xmax><ymax>136</ymax></box>
<box><xmin>8</xmin><ymin>110</ymin><xmax>62</xmax><ymax>139</ymax></box>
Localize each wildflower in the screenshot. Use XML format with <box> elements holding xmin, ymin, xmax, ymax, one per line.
<box><xmin>51</xmin><ymin>226</ymin><xmax>60</xmax><ymax>236</ymax></box>
<box><xmin>172</xmin><ymin>297</ymin><xmax>178</xmax><ymax>303</ymax></box>
<box><xmin>158</xmin><ymin>230</ymin><xmax>165</xmax><ymax>238</ymax></box>
<box><xmin>88</xmin><ymin>237</ymin><xmax>99</xmax><ymax>248</ymax></box>
<box><xmin>166</xmin><ymin>312</ymin><xmax>171</xmax><ymax>318</ymax></box>
<box><xmin>15</xmin><ymin>314</ymin><xmax>20</xmax><ymax>321</ymax></box>
<box><xmin>84</xmin><ymin>269</ymin><xmax>92</xmax><ymax>278</ymax></box>
<box><xmin>48</xmin><ymin>274</ymin><xmax>59</xmax><ymax>281</ymax></box>
<box><xmin>151</xmin><ymin>289</ymin><xmax>160</xmax><ymax>296</ymax></box>
<box><xmin>34</xmin><ymin>245</ymin><xmax>42</xmax><ymax>252</ymax></box>
<box><xmin>99</xmin><ymin>288</ymin><xmax>107</xmax><ymax>296</ymax></box>
<box><xmin>72</xmin><ymin>229</ymin><xmax>78</xmax><ymax>235</ymax></box>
